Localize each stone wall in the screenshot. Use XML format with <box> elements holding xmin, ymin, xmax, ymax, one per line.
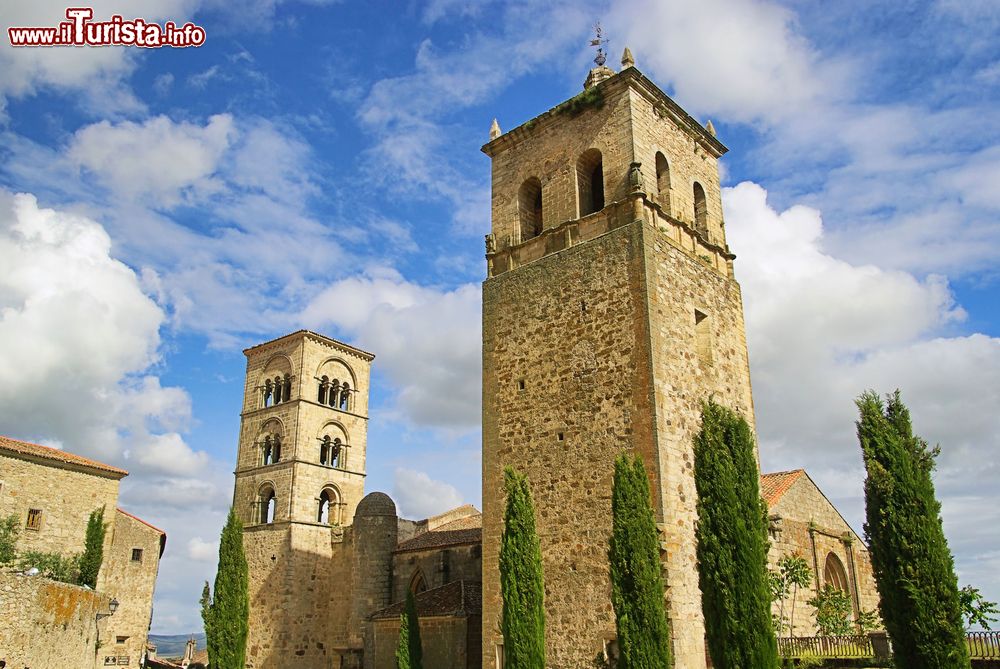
<box><xmin>392</xmin><ymin>543</ymin><xmax>482</xmax><ymax>604</ymax></box>
<box><xmin>0</xmin><ymin>451</ymin><xmax>120</xmax><ymax>562</ymax></box>
<box><xmin>0</xmin><ymin>567</ymin><xmax>111</xmax><ymax>669</ymax></box>
<box><xmin>769</xmin><ymin>476</ymin><xmax>880</xmax><ymax>635</ymax></box>
<box><xmin>98</xmin><ymin>509</ymin><xmax>164</xmax><ymax>667</ymax></box>
<box><xmin>368</xmin><ymin>616</ymin><xmax>473</xmax><ymax>669</ymax></box>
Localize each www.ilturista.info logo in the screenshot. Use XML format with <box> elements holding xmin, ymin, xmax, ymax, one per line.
<box><xmin>8</xmin><ymin>7</ymin><xmax>206</xmax><ymax>48</ymax></box>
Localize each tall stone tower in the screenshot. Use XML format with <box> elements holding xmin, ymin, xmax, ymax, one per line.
<box><xmin>232</xmin><ymin>330</ymin><xmax>374</xmax><ymax>667</ymax></box>
<box><xmin>481</xmin><ymin>56</ymin><xmax>755</xmax><ymax>667</ymax></box>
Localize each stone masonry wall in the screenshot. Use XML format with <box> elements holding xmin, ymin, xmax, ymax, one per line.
<box><xmin>0</xmin><ymin>567</ymin><xmax>111</xmax><ymax>669</ymax></box>
<box><xmin>769</xmin><ymin>477</ymin><xmax>880</xmax><ymax>635</ymax></box>
<box><xmin>369</xmin><ymin>616</ymin><xmax>470</xmax><ymax>669</ymax></box>
<box><xmin>98</xmin><ymin>510</ymin><xmax>163</xmax><ymax>667</ymax></box>
<box><xmin>0</xmin><ymin>452</ymin><xmax>120</xmax><ymax>563</ymax></box>
<box><xmin>391</xmin><ymin>543</ymin><xmax>482</xmax><ymax>604</ymax></box>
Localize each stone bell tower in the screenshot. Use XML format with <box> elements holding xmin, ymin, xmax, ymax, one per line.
<box><xmin>481</xmin><ymin>50</ymin><xmax>755</xmax><ymax>668</ymax></box>
<box><xmin>232</xmin><ymin>330</ymin><xmax>374</xmax><ymax>667</ymax></box>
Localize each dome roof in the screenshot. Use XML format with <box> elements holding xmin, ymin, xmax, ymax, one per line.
<box><xmin>355</xmin><ymin>492</ymin><xmax>396</xmax><ymax>517</ymax></box>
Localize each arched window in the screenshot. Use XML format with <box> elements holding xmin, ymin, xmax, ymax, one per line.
<box><xmin>283</xmin><ymin>374</ymin><xmax>292</xmax><ymax>401</ymax></box>
<box><xmin>319</xmin><ymin>435</ymin><xmax>344</xmax><ymax>467</ymax></box>
<box><xmin>262</xmin><ymin>436</ymin><xmax>274</xmax><ymax>466</ymax></box>
<box><xmin>329</xmin><ymin>379</ymin><xmax>341</xmax><ymax>408</ymax></box>
<box><xmin>318</xmin><ymin>375</ymin><xmax>329</xmax><ymax>404</ymax></box>
<box><xmin>693</xmin><ymin>182</ymin><xmax>708</xmax><ymax>233</ymax></box>
<box><xmin>263</xmin><ymin>380</ymin><xmax>273</xmax><ymax>408</ymax></box>
<box><xmin>259</xmin><ymin>485</ymin><xmax>276</xmax><ymax>524</ymax></box>
<box><xmin>273</xmin><ymin>376</ymin><xmax>283</xmax><ymax>404</ymax></box>
<box><xmin>409</xmin><ymin>569</ymin><xmax>427</xmax><ymax>595</ymax></box>
<box><xmin>518</xmin><ymin>177</ymin><xmax>543</xmax><ymax>242</ymax></box>
<box><xmin>577</xmin><ymin>149</ymin><xmax>604</xmax><ymax>217</ymax></box>
<box><xmin>655</xmin><ymin>152</ymin><xmax>671</xmax><ymax>210</ymax></box>
<box><xmin>317</xmin><ymin>487</ymin><xmax>339</xmax><ymax>524</ymax></box>
<box><xmin>824</xmin><ymin>552</ymin><xmax>850</xmax><ymax>594</ymax></box>
<box><xmin>271</xmin><ymin>436</ymin><xmax>281</xmax><ymax>463</ymax></box>
<box><xmin>339</xmin><ymin>382</ymin><xmax>350</xmax><ymax>411</ymax></box>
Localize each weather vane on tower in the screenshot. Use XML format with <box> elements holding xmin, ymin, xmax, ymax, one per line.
<box><xmin>590</xmin><ymin>21</ymin><xmax>609</xmax><ymax>67</ymax></box>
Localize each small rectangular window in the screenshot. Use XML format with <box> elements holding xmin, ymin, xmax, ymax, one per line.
<box><xmin>26</xmin><ymin>508</ymin><xmax>42</xmax><ymax>530</ymax></box>
<box><xmin>115</xmin><ymin>636</ymin><xmax>129</xmax><ymax>644</ymax></box>
<box><xmin>131</xmin><ymin>548</ymin><xmax>143</xmax><ymax>562</ymax></box>
<box><xmin>557</xmin><ymin>432</ymin><xmax>565</xmax><ymax>442</ymax></box>
<box><xmin>516</xmin><ymin>379</ymin><xmax>525</xmax><ymax>391</ymax></box>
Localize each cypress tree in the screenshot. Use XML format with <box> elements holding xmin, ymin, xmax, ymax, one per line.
<box><xmin>694</xmin><ymin>399</ymin><xmax>778</xmax><ymax>669</ymax></box>
<box><xmin>608</xmin><ymin>454</ymin><xmax>673</xmax><ymax>668</ymax></box>
<box><xmin>396</xmin><ymin>589</ymin><xmax>423</xmax><ymax>669</ymax></box>
<box><xmin>78</xmin><ymin>506</ymin><xmax>106</xmax><ymax>588</ymax></box>
<box><xmin>202</xmin><ymin>508</ymin><xmax>250</xmax><ymax>669</ymax></box>
<box><xmin>856</xmin><ymin>390</ymin><xmax>969</xmax><ymax>668</ymax></box>
<box><xmin>499</xmin><ymin>466</ymin><xmax>545</xmax><ymax>669</ymax></box>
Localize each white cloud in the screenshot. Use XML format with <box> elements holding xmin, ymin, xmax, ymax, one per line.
<box><xmin>68</xmin><ymin>114</ymin><xmax>236</xmax><ymax>207</ymax></box>
<box><xmin>135</xmin><ymin>433</ymin><xmax>210</xmax><ymax>476</ymax></box>
<box><xmin>300</xmin><ymin>269</ymin><xmax>481</xmax><ymax>428</ymax></box>
<box><xmin>0</xmin><ymin>190</ymin><xmax>208</xmax><ymax>475</ymax></box>
<box><xmin>392</xmin><ymin>468</ymin><xmax>464</xmax><ymax>520</ymax></box>
<box><xmin>725</xmin><ymin>181</ymin><xmax>1000</xmax><ymax>599</ymax></box>
<box><xmin>187</xmin><ymin>536</ymin><xmax>219</xmax><ymax>562</ymax></box>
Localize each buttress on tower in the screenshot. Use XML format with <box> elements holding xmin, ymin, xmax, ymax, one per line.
<box><xmin>233</xmin><ymin>330</ymin><xmax>375</xmax><ymax>666</ymax></box>
<box><xmin>481</xmin><ymin>59</ymin><xmax>756</xmax><ymax>667</ymax></box>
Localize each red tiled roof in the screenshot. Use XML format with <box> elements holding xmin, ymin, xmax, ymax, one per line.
<box><xmin>394</xmin><ymin>527</ymin><xmax>482</xmax><ymax>554</ymax></box>
<box><xmin>432</xmin><ymin>513</ymin><xmax>482</xmax><ymax>532</ymax></box>
<box><xmin>370</xmin><ymin>580</ymin><xmax>482</xmax><ymax>620</ymax></box>
<box><xmin>760</xmin><ymin>469</ymin><xmax>805</xmax><ymax>506</ymax></box>
<box><xmin>116</xmin><ymin>508</ymin><xmax>166</xmax><ymax>535</ymax></box>
<box><xmin>0</xmin><ymin>435</ymin><xmax>128</xmax><ymax>477</ymax></box>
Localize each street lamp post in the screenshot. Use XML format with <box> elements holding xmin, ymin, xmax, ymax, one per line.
<box><xmin>95</xmin><ymin>598</ymin><xmax>120</xmax><ymax>666</ymax></box>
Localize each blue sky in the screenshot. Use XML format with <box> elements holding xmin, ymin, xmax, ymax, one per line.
<box><xmin>1</xmin><ymin>0</ymin><xmax>997</xmax><ymax>635</ymax></box>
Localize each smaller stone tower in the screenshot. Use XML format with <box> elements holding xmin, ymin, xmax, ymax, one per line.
<box><xmin>232</xmin><ymin>330</ymin><xmax>375</xmax><ymax>668</ymax></box>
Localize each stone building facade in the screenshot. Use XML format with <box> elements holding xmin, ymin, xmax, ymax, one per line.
<box><xmin>763</xmin><ymin>470</ymin><xmax>880</xmax><ymax>636</ymax></box>
<box><xmin>481</xmin><ymin>57</ymin><xmax>753</xmax><ymax>668</ymax></box>
<box><xmin>0</xmin><ymin>435</ymin><xmax>165</xmax><ymax>668</ymax></box>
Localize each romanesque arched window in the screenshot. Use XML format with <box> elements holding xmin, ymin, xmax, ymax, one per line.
<box><xmin>283</xmin><ymin>374</ymin><xmax>292</xmax><ymax>402</ymax></box>
<box><xmin>518</xmin><ymin>177</ymin><xmax>543</xmax><ymax>242</ymax></box>
<box><xmin>339</xmin><ymin>382</ymin><xmax>350</xmax><ymax>411</ymax></box>
<box><xmin>577</xmin><ymin>148</ymin><xmax>605</xmax><ymax>217</ymax></box>
<box><xmin>259</xmin><ymin>484</ymin><xmax>276</xmax><ymax>524</ymax></box>
<box><xmin>317</xmin><ymin>487</ymin><xmax>340</xmax><ymax>525</ymax></box>
<box><xmin>319</xmin><ymin>435</ymin><xmax>343</xmax><ymax>467</ymax></box>
<box><xmin>693</xmin><ymin>181</ymin><xmax>708</xmax><ymax>234</ymax></box>
<box><xmin>824</xmin><ymin>552</ymin><xmax>850</xmax><ymax>594</ymax></box>
<box><xmin>262</xmin><ymin>436</ymin><xmax>274</xmax><ymax>466</ymax></box>
<box><xmin>655</xmin><ymin>152</ymin><xmax>671</xmax><ymax>210</ymax></box>
<box><xmin>329</xmin><ymin>379</ymin><xmax>341</xmax><ymax>408</ymax></box>
<box><xmin>318</xmin><ymin>375</ymin><xmax>329</xmax><ymax>404</ymax></box>
<box><xmin>263</xmin><ymin>379</ymin><xmax>273</xmax><ymax>408</ymax></box>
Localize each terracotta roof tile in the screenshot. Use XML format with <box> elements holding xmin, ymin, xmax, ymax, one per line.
<box><xmin>760</xmin><ymin>469</ymin><xmax>805</xmax><ymax>507</ymax></box>
<box><xmin>0</xmin><ymin>435</ymin><xmax>128</xmax><ymax>477</ymax></box>
<box><xmin>370</xmin><ymin>580</ymin><xmax>481</xmax><ymax>620</ymax></box>
<box><xmin>394</xmin><ymin>527</ymin><xmax>482</xmax><ymax>553</ymax></box>
<box><xmin>432</xmin><ymin>513</ymin><xmax>482</xmax><ymax>532</ymax></box>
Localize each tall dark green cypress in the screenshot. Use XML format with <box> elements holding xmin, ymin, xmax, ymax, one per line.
<box><xmin>78</xmin><ymin>506</ymin><xmax>106</xmax><ymax>588</ymax></box>
<box><xmin>499</xmin><ymin>467</ymin><xmax>545</xmax><ymax>669</ymax></box>
<box><xmin>694</xmin><ymin>399</ymin><xmax>778</xmax><ymax>669</ymax></box>
<box><xmin>857</xmin><ymin>390</ymin><xmax>969</xmax><ymax>668</ymax></box>
<box><xmin>396</xmin><ymin>588</ymin><xmax>423</xmax><ymax>669</ymax></box>
<box><xmin>202</xmin><ymin>508</ymin><xmax>250</xmax><ymax>669</ymax></box>
<box><xmin>608</xmin><ymin>454</ymin><xmax>673</xmax><ymax>668</ymax></box>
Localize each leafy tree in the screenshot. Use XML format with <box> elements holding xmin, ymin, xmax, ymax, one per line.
<box><xmin>78</xmin><ymin>506</ymin><xmax>106</xmax><ymax>588</ymax></box>
<box><xmin>16</xmin><ymin>550</ymin><xmax>80</xmax><ymax>583</ymax></box>
<box><xmin>396</xmin><ymin>589</ymin><xmax>423</xmax><ymax>669</ymax></box>
<box><xmin>201</xmin><ymin>508</ymin><xmax>249</xmax><ymax>669</ymax></box>
<box><xmin>0</xmin><ymin>514</ymin><xmax>19</xmax><ymax>564</ymax></box>
<box><xmin>856</xmin><ymin>608</ymin><xmax>882</xmax><ymax>634</ymax></box>
<box><xmin>499</xmin><ymin>467</ymin><xmax>545</xmax><ymax>669</ymax></box>
<box><xmin>769</xmin><ymin>555</ymin><xmax>812</xmax><ymax>635</ymax></box>
<box><xmin>608</xmin><ymin>454</ymin><xmax>673</xmax><ymax>668</ymax></box>
<box><xmin>959</xmin><ymin>585</ymin><xmax>999</xmax><ymax>630</ymax></box>
<box><xmin>856</xmin><ymin>390</ymin><xmax>969</xmax><ymax>668</ymax></box>
<box><xmin>807</xmin><ymin>585</ymin><xmax>853</xmax><ymax>636</ymax></box>
<box><xmin>694</xmin><ymin>399</ymin><xmax>778</xmax><ymax>669</ymax></box>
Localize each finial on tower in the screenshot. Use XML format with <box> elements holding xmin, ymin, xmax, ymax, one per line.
<box><xmin>489</xmin><ymin>118</ymin><xmax>501</xmax><ymax>141</ymax></box>
<box><xmin>621</xmin><ymin>46</ymin><xmax>635</xmax><ymax>69</ymax></box>
<box><xmin>705</xmin><ymin>119</ymin><xmax>717</xmax><ymax>137</ymax></box>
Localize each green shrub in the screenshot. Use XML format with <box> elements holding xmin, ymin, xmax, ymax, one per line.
<box><xmin>17</xmin><ymin>550</ymin><xmax>80</xmax><ymax>583</ymax></box>
<box><xmin>0</xmin><ymin>514</ymin><xmax>19</xmax><ymax>564</ymax></box>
